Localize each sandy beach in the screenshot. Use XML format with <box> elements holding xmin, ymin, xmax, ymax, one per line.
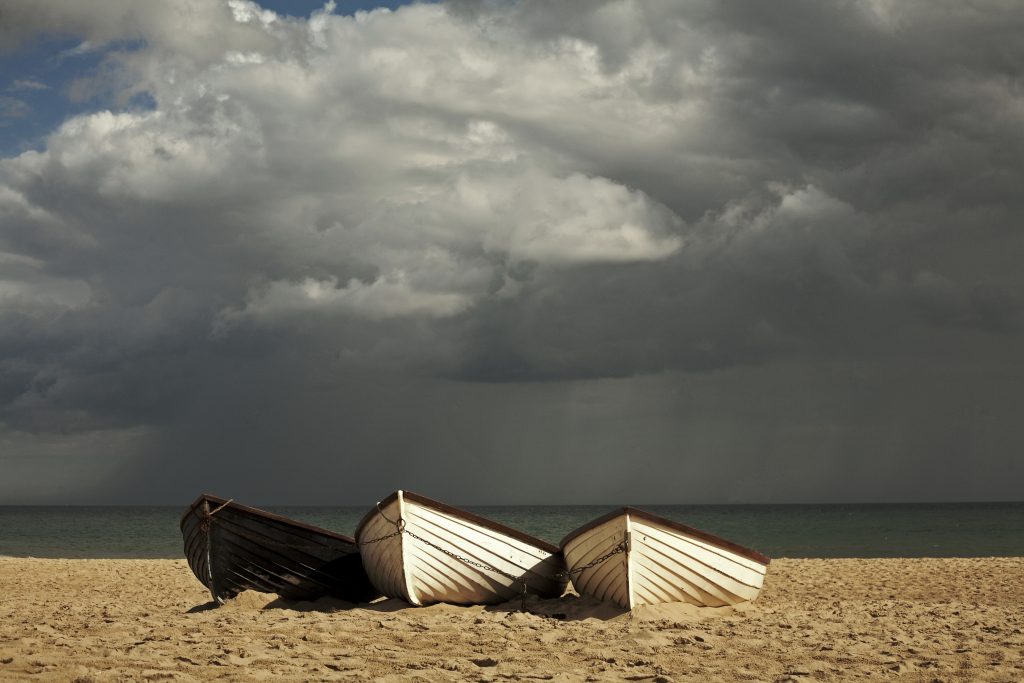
<box><xmin>0</xmin><ymin>557</ymin><xmax>1021</xmax><ymax>682</ymax></box>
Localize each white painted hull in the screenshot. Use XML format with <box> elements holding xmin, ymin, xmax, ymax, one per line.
<box><xmin>356</xmin><ymin>490</ymin><xmax>567</xmax><ymax>606</ymax></box>
<box><xmin>561</xmin><ymin>508</ymin><xmax>769</xmax><ymax>609</ymax></box>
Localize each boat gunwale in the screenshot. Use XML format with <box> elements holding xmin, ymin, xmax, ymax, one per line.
<box><xmin>559</xmin><ymin>506</ymin><xmax>771</xmax><ymax>566</ymax></box>
<box><xmin>355</xmin><ymin>490</ymin><xmax>561</xmax><ymax>555</ymax></box>
<box><xmin>179</xmin><ymin>493</ymin><xmax>358</xmax><ymax>546</ymax></box>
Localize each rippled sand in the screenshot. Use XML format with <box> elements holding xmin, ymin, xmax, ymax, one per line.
<box><xmin>1</xmin><ymin>557</ymin><xmax>1022</xmax><ymax>681</ymax></box>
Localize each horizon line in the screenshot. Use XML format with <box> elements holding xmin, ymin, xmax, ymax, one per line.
<box><xmin>2</xmin><ymin>499</ymin><xmax>1022</xmax><ymax>508</ymax></box>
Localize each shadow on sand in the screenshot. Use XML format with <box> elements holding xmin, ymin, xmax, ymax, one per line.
<box><xmin>186</xmin><ymin>591</ymin><xmax>634</xmax><ymax>622</ymax></box>
<box><xmin>185</xmin><ymin>601</ymin><xmax>220</xmax><ymax>613</ymax></box>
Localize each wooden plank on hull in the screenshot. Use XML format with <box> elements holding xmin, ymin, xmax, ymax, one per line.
<box><xmin>180</xmin><ymin>493</ymin><xmax>378</xmax><ymax>605</ymax></box>
<box><xmin>560</xmin><ymin>507</ymin><xmax>770</xmax><ymax>609</ymax></box>
<box><xmin>356</xmin><ymin>490</ymin><xmax>568</xmax><ymax>606</ymax></box>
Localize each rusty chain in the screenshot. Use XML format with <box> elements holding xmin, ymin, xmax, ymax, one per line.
<box><xmin>358</xmin><ymin>501</ymin><xmax>407</xmax><ymax>545</ymax></box>
<box><xmin>554</xmin><ymin>539</ymin><xmax>627</xmax><ymax>580</ymax></box>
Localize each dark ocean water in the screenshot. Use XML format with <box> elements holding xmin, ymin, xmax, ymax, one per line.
<box><xmin>1</xmin><ymin>502</ymin><xmax>1022</xmax><ymax>559</ymax></box>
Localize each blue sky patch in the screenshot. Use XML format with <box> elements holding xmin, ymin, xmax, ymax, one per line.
<box><xmin>0</xmin><ymin>1</ymin><xmax>420</xmax><ymax>157</ymax></box>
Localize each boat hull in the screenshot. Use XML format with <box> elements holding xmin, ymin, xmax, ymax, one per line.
<box><xmin>560</xmin><ymin>507</ymin><xmax>770</xmax><ymax>609</ymax></box>
<box><xmin>356</xmin><ymin>490</ymin><xmax>568</xmax><ymax>606</ymax></box>
<box><xmin>181</xmin><ymin>494</ymin><xmax>378</xmax><ymax>604</ymax></box>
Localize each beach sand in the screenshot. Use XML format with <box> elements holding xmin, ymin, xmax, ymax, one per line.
<box><xmin>0</xmin><ymin>557</ymin><xmax>1021</xmax><ymax>681</ymax></box>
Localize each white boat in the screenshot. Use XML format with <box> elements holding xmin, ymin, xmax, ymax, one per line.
<box><xmin>355</xmin><ymin>490</ymin><xmax>568</xmax><ymax>606</ymax></box>
<box><xmin>560</xmin><ymin>507</ymin><xmax>770</xmax><ymax>609</ymax></box>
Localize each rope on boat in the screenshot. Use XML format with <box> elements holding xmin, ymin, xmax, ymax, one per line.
<box><xmin>208</xmin><ymin>499</ymin><xmax>234</xmax><ymax>516</ymax></box>
<box><xmin>198</xmin><ymin>499</ymin><xmax>234</xmax><ymax>534</ymax></box>
<box><xmin>192</xmin><ymin>497</ymin><xmax>364</xmax><ymax>602</ymax></box>
<box><xmin>197</xmin><ymin>506</ymin><xmax>363</xmax><ymax>552</ymax></box>
<box><xmin>199</xmin><ymin>499</ymin><xmax>220</xmax><ymax>603</ymax></box>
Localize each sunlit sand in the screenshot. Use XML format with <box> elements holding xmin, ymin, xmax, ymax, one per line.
<box><xmin>1</xmin><ymin>557</ymin><xmax>1021</xmax><ymax>681</ymax></box>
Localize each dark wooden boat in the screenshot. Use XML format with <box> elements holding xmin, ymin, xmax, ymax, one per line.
<box><xmin>181</xmin><ymin>493</ymin><xmax>379</xmax><ymax>604</ymax></box>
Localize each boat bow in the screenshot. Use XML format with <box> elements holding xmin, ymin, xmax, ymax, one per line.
<box><xmin>560</xmin><ymin>507</ymin><xmax>770</xmax><ymax>609</ymax></box>
<box><xmin>356</xmin><ymin>490</ymin><xmax>568</xmax><ymax>606</ymax></box>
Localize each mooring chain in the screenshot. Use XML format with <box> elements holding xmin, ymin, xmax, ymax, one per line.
<box><xmin>406</xmin><ymin>528</ymin><xmax>523</xmax><ymax>583</ymax></box>
<box><xmin>362</xmin><ymin>508</ymin><xmax>532</xmax><ymax>610</ymax></box>
<box><xmin>357</xmin><ymin>526</ymin><xmax>404</xmax><ymax>545</ymax></box>
<box><xmin>358</xmin><ymin>501</ymin><xmax>407</xmax><ymax>545</ymax></box>
<box><xmin>405</xmin><ymin>527</ymin><xmax>532</xmax><ymax>611</ymax></box>
<box><xmin>554</xmin><ymin>539</ymin><xmax>627</xmax><ymax>580</ymax></box>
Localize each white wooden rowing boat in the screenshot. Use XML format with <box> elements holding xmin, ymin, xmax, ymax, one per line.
<box><xmin>560</xmin><ymin>507</ymin><xmax>770</xmax><ymax>609</ymax></box>
<box><xmin>355</xmin><ymin>490</ymin><xmax>568</xmax><ymax>606</ymax></box>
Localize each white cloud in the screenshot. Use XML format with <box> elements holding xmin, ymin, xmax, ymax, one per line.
<box><xmin>0</xmin><ymin>273</ymin><xmax>92</xmax><ymax>311</ymax></box>
<box><xmin>0</xmin><ymin>0</ymin><xmax>1019</xmax><ymax>400</ymax></box>
<box><xmin>0</xmin><ymin>239</ymin><xmax>92</xmax><ymax>314</ymax></box>
<box><xmin>0</xmin><ymin>95</ymin><xmax>30</xmax><ymax>119</ymax></box>
<box><xmin>1</xmin><ymin>2</ymin><xmax>691</xmax><ymax>325</ymax></box>
<box><xmin>224</xmin><ymin>273</ymin><xmax>474</xmax><ymax>325</ymax></box>
<box><xmin>454</xmin><ymin>170</ymin><xmax>683</xmax><ymax>264</ymax></box>
<box><xmin>8</xmin><ymin>79</ymin><xmax>49</xmax><ymax>91</ymax></box>
<box><xmin>0</xmin><ymin>0</ymin><xmax>283</xmax><ymax>60</ymax></box>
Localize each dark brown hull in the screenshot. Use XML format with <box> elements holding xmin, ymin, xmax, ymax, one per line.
<box><xmin>181</xmin><ymin>494</ymin><xmax>378</xmax><ymax>604</ymax></box>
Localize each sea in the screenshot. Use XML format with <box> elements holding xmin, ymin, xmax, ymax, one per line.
<box><xmin>1</xmin><ymin>502</ymin><xmax>1022</xmax><ymax>559</ymax></box>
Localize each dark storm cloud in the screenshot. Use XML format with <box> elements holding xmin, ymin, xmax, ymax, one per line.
<box><xmin>1</xmin><ymin>0</ymin><xmax>1021</xmax><ymax>503</ymax></box>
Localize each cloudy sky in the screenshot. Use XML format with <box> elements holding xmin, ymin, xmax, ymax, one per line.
<box><xmin>1</xmin><ymin>0</ymin><xmax>1021</xmax><ymax>505</ymax></box>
